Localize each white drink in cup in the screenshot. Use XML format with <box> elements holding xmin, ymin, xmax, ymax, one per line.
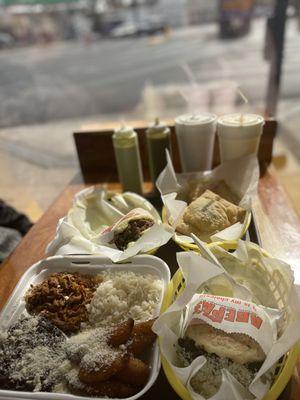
<box><xmin>175</xmin><ymin>113</ymin><xmax>217</xmax><ymax>172</ymax></box>
<box><xmin>217</xmin><ymin>113</ymin><xmax>265</xmax><ymax>162</ymax></box>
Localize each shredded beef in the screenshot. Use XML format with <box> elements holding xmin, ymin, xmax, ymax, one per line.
<box><xmin>25</xmin><ymin>273</ymin><xmax>101</xmax><ymax>334</ymax></box>
<box><xmin>113</xmin><ymin>219</ymin><xmax>154</xmax><ymax>251</ymax></box>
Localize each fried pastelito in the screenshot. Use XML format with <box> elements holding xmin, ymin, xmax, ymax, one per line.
<box><xmin>116</xmin><ymin>357</ymin><xmax>150</xmax><ymax>386</ymax></box>
<box><xmin>183</xmin><ymin>179</ymin><xmax>240</xmax><ymax>204</ymax></box>
<box><xmin>176</xmin><ymin>190</ymin><xmax>246</xmax><ymax>242</ymax></box>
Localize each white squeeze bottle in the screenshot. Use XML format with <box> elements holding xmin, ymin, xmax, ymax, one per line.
<box><xmin>112</xmin><ymin>125</ymin><xmax>143</xmax><ymax>194</ymax></box>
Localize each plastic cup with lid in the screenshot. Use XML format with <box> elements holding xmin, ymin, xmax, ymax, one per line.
<box><xmin>175</xmin><ymin>113</ymin><xmax>217</xmax><ymax>172</ymax></box>
<box><xmin>217</xmin><ymin>113</ymin><xmax>265</xmax><ymax>163</ymax></box>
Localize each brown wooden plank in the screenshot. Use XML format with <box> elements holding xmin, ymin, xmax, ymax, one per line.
<box><xmin>74</xmin><ymin>119</ymin><xmax>277</xmax><ymax>183</ymax></box>
<box><xmin>252</xmin><ymin>165</ymin><xmax>300</xmax><ymax>262</ymax></box>
<box><xmin>0</xmin><ymin>182</ymin><xmax>82</xmax><ymax>310</ymax></box>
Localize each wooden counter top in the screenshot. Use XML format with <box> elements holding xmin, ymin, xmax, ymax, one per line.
<box><xmin>1</xmin><ymin>167</ymin><xmax>300</xmax><ymax>400</ymax></box>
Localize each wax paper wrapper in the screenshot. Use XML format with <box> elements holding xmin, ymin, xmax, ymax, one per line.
<box><xmin>46</xmin><ymin>187</ymin><xmax>173</xmax><ymax>262</ymax></box>
<box><xmin>156</xmin><ymin>152</ymin><xmax>259</xmax><ymax>244</ymax></box>
<box><xmin>205</xmin><ymin>241</ymin><xmax>295</xmax><ymax>310</ymax></box>
<box><xmin>153</xmin><ymin>243</ymin><xmax>300</xmax><ymax>400</ymax></box>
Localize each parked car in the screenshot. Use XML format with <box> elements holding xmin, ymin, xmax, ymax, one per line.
<box><xmin>0</xmin><ymin>32</ymin><xmax>15</xmax><ymax>49</ymax></box>
<box><xmin>110</xmin><ymin>17</ymin><xmax>166</xmax><ymax>38</ymax></box>
<box><xmin>110</xmin><ymin>22</ymin><xmax>138</xmax><ymax>38</ymax></box>
<box><xmin>136</xmin><ymin>18</ymin><xmax>166</xmax><ymax>36</ymax></box>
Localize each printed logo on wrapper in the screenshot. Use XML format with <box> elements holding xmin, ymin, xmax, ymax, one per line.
<box><xmin>185</xmin><ymin>293</ymin><xmax>281</xmax><ymax>356</ymax></box>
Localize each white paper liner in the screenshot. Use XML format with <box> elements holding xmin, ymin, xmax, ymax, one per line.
<box><xmin>46</xmin><ymin>187</ymin><xmax>173</xmax><ymax>262</ymax></box>
<box><xmin>212</xmin><ymin>241</ymin><xmax>295</xmax><ymax>310</ymax></box>
<box><xmin>153</xmin><ymin>241</ymin><xmax>300</xmax><ymax>400</ymax></box>
<box><xmin>156</xmin><ymin>152</ymin><xmax>259</xmax><ymax>244</ymax></box>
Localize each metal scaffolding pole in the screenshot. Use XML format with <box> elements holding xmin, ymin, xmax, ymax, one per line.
<box><xmin>265</xmin><ymin>0</ymin><xmax>289</xmax><ymax>117</ymax></box>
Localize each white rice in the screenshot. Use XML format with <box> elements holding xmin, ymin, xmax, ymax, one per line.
<box><xmin>87</xmin><ymin>271</ymin><xmax>163</xmax><ymax>327</ymax></box>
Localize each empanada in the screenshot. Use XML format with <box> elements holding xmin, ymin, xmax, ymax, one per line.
<box><xmin>183</xmin><ymin>180</ymin><xmax>240</xmax><ymax>204</ymax></box>
<box><xmin>176</xmin><ymin>190</ymin><xmax>246</xmax><ymax>242</ymax></box>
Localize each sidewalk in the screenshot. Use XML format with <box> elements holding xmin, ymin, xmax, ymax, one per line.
<box><xmin>0</xmin><ymin>118</ymin><xmax>81</xmax><ymax>222</ymax></box>
<box><xmin>0</xmin><ymin>113</ymin><xmax>135</xmax><ymax>221</ymax></box>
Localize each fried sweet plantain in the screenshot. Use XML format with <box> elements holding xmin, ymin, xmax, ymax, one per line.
<box><xmin>126</xmin><ymin>319</ymin><xmax>157</xmax><ymax>356</ymax></box>
<box><xmin>107</xmin><ymin>318</ymin><xmax>134</xmax><ymax>347</ymax></box>
<box><xmin>79</xmin><ymin>352</ymin><xmax>129</xmax><ymax>384</ymax></box>
<box><xmin>132</xmin><ymin>318</ymin><xmax>156</xmax><ymax>334</ymax></box>
<box><xmin>116</xmin><ymin>357</ymin><xmax>150</xmax><ymax>386</ymax></box>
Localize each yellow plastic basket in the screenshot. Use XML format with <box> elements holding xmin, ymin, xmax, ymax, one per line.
<box><xmin>160</xmin><ymin>245</ymin><xmax>300</xmax><ymax>400</ymax></box>
<box><xmin>161</xmin><ymin>206</ymin><xmax>252</xmax><ymax>252</ymax></box>
<box><xmin>146</xmin><ymin>247</ymin><xmax>158</xmax><ymax>255</ymax></box>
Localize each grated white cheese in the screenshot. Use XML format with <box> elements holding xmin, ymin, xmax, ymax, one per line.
<box><xmin>190</xmin><ymin>354</ymin><xmax>256</xmax><ymax>399</ymax></box>
<box><xmin>10</xmin><ymin>345</ymin><xmax>65</xmax><ymax>392</ymax></box>
<box><xmin>66</xmin><ymin>326</ymin><xmax>121</xmax><ymax>372</ymax></box>
<box><xmin>65</xmin><ymin>367</ymin><xmax>87</xmax><ymax>392</ymax></box>
<box><xmin>0</xmin><ymin>315</ymin><xmax>67</xmax><ymax>392</ymax></box>
<box><xmin>86</xmin><ymin>271</ymin><xmax>163</xmax><ymax>327</ymax></box>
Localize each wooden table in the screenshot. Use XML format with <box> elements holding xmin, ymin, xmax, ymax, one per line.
<box><xmin>1</xmin><ymin>166</ymin><xmax>300</xmax><ymax>400</ymax></box>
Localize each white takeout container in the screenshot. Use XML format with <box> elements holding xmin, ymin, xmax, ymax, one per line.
<box><xmin>0</xmin><ymin>254</ymin><xmax>170</xmax><ymax>400</ymax></box>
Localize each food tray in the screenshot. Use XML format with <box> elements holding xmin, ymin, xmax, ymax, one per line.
<box><xmin>0</xmin><ymin>254</ymin><xmax>170</xmax><ymax>400</ymax></box>
<box><xmin>160</xmin><ymin>243</ymin><xmax>300</xmax><ymax>400</ymax></box>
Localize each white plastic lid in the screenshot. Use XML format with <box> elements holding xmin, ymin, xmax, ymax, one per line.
<box><xmin>218</xmin><ymin>113</ymin><xmax>264</xmax><ymax>127</ymax></box>
<box><xmin>175</xmin><ymin>113</ymin><xmax>217</xmax><ymax>126</ymax></box>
